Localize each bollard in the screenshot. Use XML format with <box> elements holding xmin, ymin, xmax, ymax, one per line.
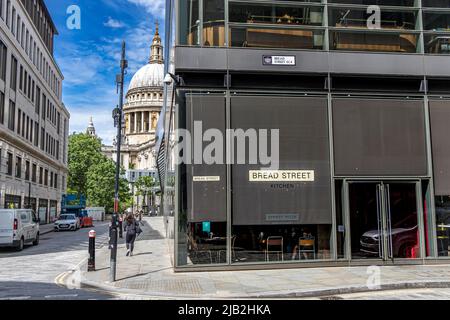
<box><xmin>88</xmin><ymin>230</ymin><xmax>96</xmax><ymax>271</ymax></box>
<box><xmin>118</xmin><ymin>217</ymin><xmax>123</xmax><ymax>239</ymax></box>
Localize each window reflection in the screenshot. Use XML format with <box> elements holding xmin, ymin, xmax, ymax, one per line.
<box><xmin>178</xmin><ymin>0</ymin><xmax>199</xmax><ymax>46</ymax></box>
<box><xmin>231</xmin><ymin>225</ymin><xmax>332</xmax><ymax>262</ymax></box>
<box><xmin>229</xmin><ymin>2</ymin><xmax>324</xmax><ymax>26</ymax></box>
<box><xmin>436</xmin><ymin>196</ymin><xmax>450</xmax><ymax>257</ymax></box>
<box><xmin>187</xmin><ymin>222</ymin><xmax>227</xmax><ymax>264</ymax></box>
<box><xmin>203</xmin><ymin>0</ymin><xmax>225</xmax><ymax>46</ymax></box>
<box><xmin>329</xmin><ymin>7</ymin><xmax>417</xmax><ymax>30</ymax></box>
<box><xmin>330</xmin><ymin>30</ymin><xmax>419</xmax><ymax>53</ymax></box>
<box><xmin>425</xmin><ymin>34</ymin><xmax>450</xmax><ymax>54</ymax></box>
<box><xmin>230</xmin><ymin>27</ymin><xmax>324</xmax><ymax>49</ymax></box>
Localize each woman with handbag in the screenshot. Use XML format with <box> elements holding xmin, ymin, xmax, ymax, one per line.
<box><xmin>124</xmin><ymin>213</ymin><xmax>142</xmax><ymax>256</ymax></box>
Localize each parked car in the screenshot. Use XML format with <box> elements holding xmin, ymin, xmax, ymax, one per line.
<box><xmin>54</xmin><ymin>214</ymin><xmax>80</xmax><ymax>231</ymax></box>
<box><xmin>0</xmin><ymin>209</ymin><xmax>40</xmax><ymax>251</ymax></box>
<box><xmin>360</xmin><ymin>214</ymin><xmax>419</xmax><ymax>258</ymax></box>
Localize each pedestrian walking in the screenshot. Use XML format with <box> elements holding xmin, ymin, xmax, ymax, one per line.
<box><xmin>124</xmin><ymin>213</ymin><xmax>142</xmax><ymax>256</ymax></box>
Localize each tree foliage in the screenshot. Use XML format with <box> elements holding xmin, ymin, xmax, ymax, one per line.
<box><xmin>68</xmin><ymin>133</ymin><xmax>103</xmax><ymax>196</ymax></box>
<box><xmin>68</xmin><ymin>132</ymin><xmax>131</xmax><ymax>212</ymax></box>
<box><xmin>86</xmin><ymin>156</ymin><xmax>131</xmax><ymax>213</ymax></box>
<box><xmin>134</xmin><ymin>176</ymin><xmax>156</xmax><ymax>196</ymax></box>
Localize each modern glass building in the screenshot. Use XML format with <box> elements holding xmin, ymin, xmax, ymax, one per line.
<box><xmin>156</xmin><ymin>0</ymin><xmax>450</xmax><ymax>271</ymax></box>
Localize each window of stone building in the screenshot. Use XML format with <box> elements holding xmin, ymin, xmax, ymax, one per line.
<box><xmin>0</xmin><ymin>40</ymin><xmax>7</xmax><ymax>81</ymax></box>
<box><xmin>0</xmin><ymin>91</ymin><xmax>4</xmax><ymax>124</ymax></box>
<box><xmin>10</xmin><ymin>55</ymin><xmax>17</xmax><ymax>91</ymax></box>
<box><xmin>25</xmin><ymin>160</ymin><xmax>30</xmax><ymax>181</ymax></box>
<box><xmin>8</xmin><ymin>100</ymin><xmax>15</xmax><ymax>131</ymax></box>
<box><xmin>16</xmin><ymin>109</ymin><xmax>21</xmax><ymax>134</ymax></box>
<box><xmin>32</xmin><ymin>163</ymin><xmax>36</xmax><ymax>182</ymax></box>
<box><xmin>39</xmin><ymin>167</ymin><xmax>43</xmax><ymax>184</ymax></box>
<box><xmin>6</xmin><ymin>152</ymin><xmax>13</xmax><ymax>175</ymax></box>
<box><xmin>15</xmin><ymin>156</ymin><xmax>21</xmax><ymax>178</ymax></box>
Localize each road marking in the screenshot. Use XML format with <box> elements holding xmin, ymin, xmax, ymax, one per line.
<box><xmin>44</xmin><ymin>294</ymin><xmax>79</xmax><ymax>299</ymax></box>
<box><xmin>54</xmin><ymin>272</ymin><xmax>69</xmax><ymax>288</ymax></box>
<box><xmin>0</xmin><ymin>296</ymin><xmax>31</xmax><ymax>300</ymax></box>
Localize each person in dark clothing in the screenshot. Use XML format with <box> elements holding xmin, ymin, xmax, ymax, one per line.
<box><xmin>124</xmin><ymin>213</ymin><xmax>141</xmax><ymax>256</ymax></box>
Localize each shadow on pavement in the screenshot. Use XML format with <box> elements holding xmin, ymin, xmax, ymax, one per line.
<box><xmin>0</xmin><ymin>280</ymin><xmax>115</xmax><ymax>300</ymax></box>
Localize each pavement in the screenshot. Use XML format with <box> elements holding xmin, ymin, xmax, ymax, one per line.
<box><xmin>72</xmin><ymin>217</ymin><xmax>450</xmax><ymax>299</ymax></box>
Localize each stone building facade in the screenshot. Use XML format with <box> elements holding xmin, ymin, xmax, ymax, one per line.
<box><xmin>0</xmin><ymin>0</ymin><xmax>69</xmax><ymax>224</ymax></box>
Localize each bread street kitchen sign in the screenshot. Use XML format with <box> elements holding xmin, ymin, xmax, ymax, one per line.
<box><xmin>249</xmin><ymin>170</ymin><xmax>315</xmax><ymax>182</ymax></box>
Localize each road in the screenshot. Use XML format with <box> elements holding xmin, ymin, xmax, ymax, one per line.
<box><xmin>0</xmin><ymin>221</ymin><xmax>115</xmax><ymax>300</ymax></box>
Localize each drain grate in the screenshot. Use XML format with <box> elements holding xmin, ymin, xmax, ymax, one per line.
<box><xmin>117</xmin><ymin>279</ymin><xmax>202</xmax><ymax>294</ymax></box>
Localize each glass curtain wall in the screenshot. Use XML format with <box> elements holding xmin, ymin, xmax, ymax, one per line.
<box><xmin>429</xmin><ymin>99</ymin><xmax>450</xmax><ymax>257</ymax></box>
<box><xmin>177</xmin><ymin>0</ymin><xmax>450</xmax><ymax>54</ymax></box>
<box><xmin>423</xmin><ymin>0</ymin><xmax>450</xmax><ymax>54</ymax></box>
<box><xmin>172</xmin><ymin>90</ymin><xmax>450</xmax><ymax>267</ymax></box>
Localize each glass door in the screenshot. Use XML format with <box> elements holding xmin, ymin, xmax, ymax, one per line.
<box><xmin>349</xmin><ymin>182</ymin><xmax>383</xmax><ymax>260</ymax></box>
<box><xmin>348</xmin><ymin>181</ymin><xmax>421</xmax><ymax>261</ymax></box>
<box><xmin>384</xmin><ymin>183</ymin><xmax>421</xmax><ymax>259</ymax></box>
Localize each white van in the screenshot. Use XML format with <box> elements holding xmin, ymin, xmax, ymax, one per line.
<box><xmin>0</xmin><ymin>209</ymin><xmax>40</xmax><ymax>251</ymax></box>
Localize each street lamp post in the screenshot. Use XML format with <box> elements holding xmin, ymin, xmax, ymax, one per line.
<box><xmin>131</xmin><ymin>182</ymin><xmax>135</xmax><ymax>214</ymax></box>
<box><xmin>110</xmin><ymin>41</ymin><xmax>127</xmax><ymax>283</ymax></box>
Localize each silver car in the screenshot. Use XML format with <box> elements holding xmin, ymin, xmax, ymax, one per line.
<box><xmin>54</xmin><ymin>214</ymin><xmax>80</xmax><ymax>231</ymax></box>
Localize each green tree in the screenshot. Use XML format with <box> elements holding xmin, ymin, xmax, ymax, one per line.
<box><xmin>68</xmin><ymin>133</ymin><xmax>103</xmax><ymax>196</ymax></box>
<box><xmin>135</xmin><ymin>176</ymin><xmax>156</xmax><ymax>209</ymax></box>
<box><xmin>86</xmin><ymin>156</ymin><xmax>131</xmax><ymax>213</ymax></box>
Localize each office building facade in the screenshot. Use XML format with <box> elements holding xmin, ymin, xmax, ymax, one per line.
<box><xmin>0</xmin><ymin>0</ymin><xmax>68</xmax><ymax>224</ymax></box>
<box><xmin>157</xmin><ymin>0</ymin><xmax>450</xmax><ymax>270</ymax></box>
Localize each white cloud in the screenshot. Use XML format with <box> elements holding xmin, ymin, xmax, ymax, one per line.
<box><xmin>96</xmin><ymin>21</ymin><xmax>154</xmax><ymax>76</ymax></box>
<box><xmin>69</xmin><ymin>108</ymin><xmax>117</xmax><ymax>145</ymax></box>
<box><xmin>104</xmin><ymin>17</ymin><xmax>126</xmax><ymax>29</ymax></box>
<box><xmin>127</xmin><ymin>0</ymin><xmax>165</xmax><ymax>18</ymax></box>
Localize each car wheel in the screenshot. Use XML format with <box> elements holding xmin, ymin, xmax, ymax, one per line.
<box><xmin>16</xmin><ymin>238</ymin><xmax>24</xmax><ymax>251</ymax></box>
<box><xmin>33</xmin><ymin>233</ymin><xmax>40</xmax><ymax>246</ymax></box>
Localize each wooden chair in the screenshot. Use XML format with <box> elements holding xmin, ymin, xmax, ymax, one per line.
<box><xmin>299</xmin><ymin>237</ymin><xmax>315</xmax><ymax>260</ymax></box>
<box><xmin>265</xmin><ymin>236</ymin><xmax>284</xmax><ymax>262</ymax></box>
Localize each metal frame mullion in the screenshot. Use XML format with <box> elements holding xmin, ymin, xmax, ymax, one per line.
<box><xmin>327</xmin><ymin>92</ymin><xmax>337</xmax><ymax>261</ymax></box>
<box><xmin>199</xmin><ymin>0</ymin><xmax>203</xmax><ymax>47</ymax></box>
<box><xmin>343</xmin><ymin>179</ymin><xmax>351</xmax><ymax>261</ymax></box>
<box><xmin>323</xmin><ymin>0</ymin><xmax>329</xmax><ymax>52</ymax></box>
<box><xmin>424</xmin><ymin>95</ymin><xmax>438</xmax><ymax>258</ymax></box>
<box><xmin>226</xmin><ymin>90</ymin><xmax>231</xmax><ymax>265</ymax></box>
<box><xmin>416</xmin><ymin>181</ymin><xmax>427</xmax><ymax>261</ymax></box>
<box><xmin>224</xmin><ymin>0</ymin><xmax>229</xmax><ymax>47</ymax></box>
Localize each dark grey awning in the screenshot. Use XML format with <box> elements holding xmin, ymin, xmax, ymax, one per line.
<box><xmin>186</xmin><ymin>95</ymin><xmax>227</xmax><ymax>223</ymax></box>
<box><xmin>430</xmin><ymin>100</ymin><xmax>450</xmax><ymax>195</ymax></box>
<box><xmin>230</xmin><ymin>96</ymin><xmax>332</xmax><ymax>225</ymax></box>
<box><xmin>333</xmin><ymin>98</ymin><xmax>427</xmax><ymax>176</ymax></box>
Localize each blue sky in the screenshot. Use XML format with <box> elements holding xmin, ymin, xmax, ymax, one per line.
<box><xmin>46</xmin><ymin>0</ymin><xmax>165</xmax><ymax>145</ymax></box>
